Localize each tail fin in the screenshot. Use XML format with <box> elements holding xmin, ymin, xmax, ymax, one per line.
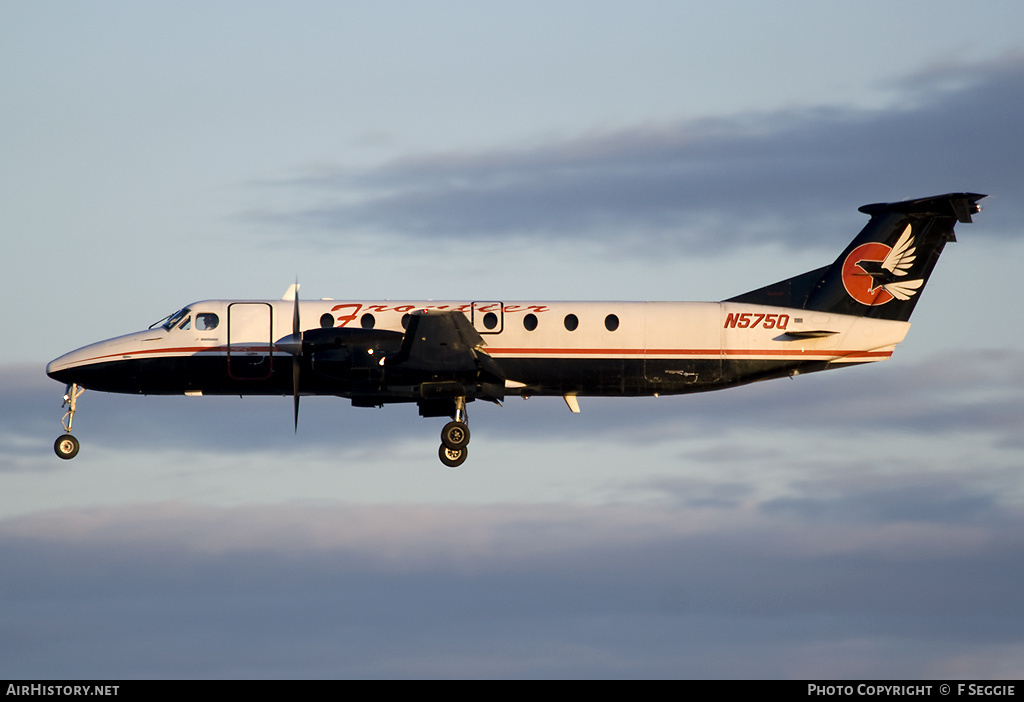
<box><xmin>726</xmin><ymin>192</ymin><xmax>985</xmax><ymax>321</ymax></box>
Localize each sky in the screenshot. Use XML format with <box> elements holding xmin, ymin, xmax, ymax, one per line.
<box><xmin>2</xmin><ymin>0</ymin><xmax>1024</xmax><ymax>679</ymax></box>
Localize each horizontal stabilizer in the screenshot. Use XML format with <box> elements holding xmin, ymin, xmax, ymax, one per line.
<box><xmin>858</xmin><ymin>192</ymin><xmax>984</xmax><ymax>224</ymax></box>
<box><xmin>778</xmin><ymin>330</ymin><xmax>839</xmax><ymax>339</ymax></box>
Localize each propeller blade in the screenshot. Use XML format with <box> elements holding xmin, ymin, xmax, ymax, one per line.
<box><xmin>292</xmin><ymin>280</ymin><xmax>300</xmax><ymax>338</ymax></box>
<box><xmin>274</xmin><ymin>281</ymin><xmax>303</xmax><ymax>356</ymax></box>
<box><xmin>292</xmin><ymin>280</ymin><xmax>301</xmax><ymax>432</ymax></box>
<box><xmin>293</xmin><ymin>358</ymin><xmax>301</xmax><ymax>432</ymax></box>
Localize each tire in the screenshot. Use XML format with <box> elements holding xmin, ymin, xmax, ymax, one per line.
<box><xmin>438</xmin><ymin>444</ymin><xmax>468</xmax><ymax>468</ymax></box>
<box><xmin>440</xmin><ymin>421</ymin><xmax>470</xmax><ymax>450</ymax></box>
<box><xmin>54</xmin><ymin>434</ymin><xmax>80</xmax><ymax>460</ymax></box>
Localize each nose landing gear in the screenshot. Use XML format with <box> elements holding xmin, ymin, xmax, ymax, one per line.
<box><xmin>54</xmin><ymin>383</ymin><xmax>84</xmax><ymax>460</ymax></box>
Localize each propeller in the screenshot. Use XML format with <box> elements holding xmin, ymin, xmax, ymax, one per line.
<box><xmin>277</xmin><ymin>281</ymin><xmax>303</xmax><ymax>431</ymax></box>
<box><xmin>291</xmin><ymin>281</ymin><xmax>301</xmax><ymax>431</ymax></box>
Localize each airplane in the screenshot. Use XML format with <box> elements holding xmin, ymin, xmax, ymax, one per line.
<box><xmin>46</xmin><ymin>192</ymin><xmax>984</xmax><ymax>467</ymax></box>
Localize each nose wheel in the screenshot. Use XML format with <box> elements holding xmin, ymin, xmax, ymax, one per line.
<box><xmin>54</xmin><ymin>434</ymin><xmax>80</xmax><ymax>460</ymax></box>
<box><xmin>437</xmin><ymin>397</ymin><xmax>470</xmax><ymax>467</ymax></box>
<box><xmin>54</xmin><ymin>383</ymin><xmax>84</xmax><ymax>460</ymax></box>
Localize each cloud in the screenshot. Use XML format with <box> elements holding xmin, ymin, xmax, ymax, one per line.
<box><xmin>2</xmin><ymin>498</ymin><xmax>1024</xmax><ymax>678</ymax></box>
<box><xmin>483</xmin><ymin>348</ymin><xmax>1024</xmax><ymax>457</ymax></box>
<box><xmin>693</xmin><ymin>348</ymin><xmax>1024</xmax><ymax>445</ymax></box>
<box><xmin>7</xmin><ymin>343</ymin><xmax>1024</xmax><ymax>678</ymax></box>
<box><xmin>249</xmin><ymin>56</ymin><xmax>1024</xmax><ymax>254</ymax></box>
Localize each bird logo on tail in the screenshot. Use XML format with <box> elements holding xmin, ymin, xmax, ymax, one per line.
<box><xmin>841</xmin><ymin>225</ymin><xmax>925</xmax><ymax>306</ymax></box>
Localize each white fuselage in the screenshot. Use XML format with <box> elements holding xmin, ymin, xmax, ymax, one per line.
<box><xmin>46</xmin><ymin>298</ymin><xmax>910</xmax><ymax>399</ymax></box>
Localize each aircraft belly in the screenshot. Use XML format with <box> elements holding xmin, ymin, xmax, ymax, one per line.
<box><xmin>50</xmin><ymin>355</ymin><xmax>296</xmax><ymax>396</ymax></box>
<box><xmin>492</xmin><ymin>357</ymin><xmax>723</xmax><ymax>396</ymax></box>
<box><xmin>493</xmin><ymin>358</ymin><xmax>838</xmax><ymax>396</ymax></box>
<box><xmin>495</xmin><ymin>357</ymin><xmax>638</xmax><ymax>395</ymax></box>
<box><xmin>46</xmin><ymin>357</ymin><xmax>189</xmax><ymax>395</ymax></box>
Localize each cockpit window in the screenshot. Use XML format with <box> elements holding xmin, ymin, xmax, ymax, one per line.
<box><xmin>177</xmin><ymin>316</ymin><xmax>191</xmax><ymax>330</ymax></box>
<box><xmin>150</xmin><ymin>307</ymin><xmax>191</xmax><ymax>331</ymax></box>
<box><xmin>196</xmin><ymin>313</ymin><xmax>219</xmax><ymax>331</ymax></box>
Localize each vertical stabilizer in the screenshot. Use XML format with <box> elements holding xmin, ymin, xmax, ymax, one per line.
<box><xmin>727</xmin><ymin>193</ymin><xmax>985</xmax><ymax>322</ymax></box>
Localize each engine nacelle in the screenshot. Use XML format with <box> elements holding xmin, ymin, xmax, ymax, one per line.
<box><xmin>304</xmin><ymin>327</ymin><xmax>404</xmax><ymax>382</ymax></box>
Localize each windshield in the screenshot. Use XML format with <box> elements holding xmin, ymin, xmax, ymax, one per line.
<box><xmin>149</xmin><ymin>307</ymin><xmax>191</xmax><ymax>331</ymax></box>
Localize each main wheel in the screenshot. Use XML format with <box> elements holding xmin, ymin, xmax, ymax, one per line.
<box><xmin>440</xmin><ymin>421</ymin><xmax>470</xmax><ymax>450</ymax></box>
<box><xmin>438</xmin><ymin>444</ymin><xmax>468</xmax><ymax>468</ymax></box>
<box><xmin>54</xmin><ymin>434</ymin><xmax>80</xmax><ymax>460</ymax></box>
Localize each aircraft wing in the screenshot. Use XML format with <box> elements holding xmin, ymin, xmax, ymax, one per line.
<box><xmin>387</xmin><ymin>310</ymin><xmax>484</xmax><ymax>371</ymax></box>
<box><xmin>385</xmin><ymin>310</ymin><xmax>506</xmax><ymax>387</ymax></box>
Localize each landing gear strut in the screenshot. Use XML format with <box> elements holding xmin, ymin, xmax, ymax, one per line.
<box><xmin>54</xmin><ymin>383</ymin><xmax>84</xmax><ymax>460</ymax></box>
<box><xmin>438</xmin><ymin>396</ymin><xmax>470</xmax><ymax>468</ymax></box>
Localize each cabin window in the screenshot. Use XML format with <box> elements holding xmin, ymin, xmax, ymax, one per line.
<box><xmin>604</xmin><ymin>314</ymin><xmax>619</xmax><ymax>332</ymax></box>
<box><xmin>523</xmin><ymin>313</ymin><xmax>538</xmax><ymax>331</ymax></box>
<box><xmin>564</xmin><ymin>314</ymin><xmax>578</xmax><ymax>332</ymax></box>
<box><xmin>401</xmin><ymin>314</ymin><xmax>411</xmax><ymax>329</ymax></box>
<box><xmin>361</xmin><ymin>313</ymin><xmax>376</xmax><ymax>329</ymax></box>
<box><xmin>483</xmin><ymin>312</ymin><xmax>498</xmax><ymax>330</ymax></box>
<box><xmin>320</xmin><ymin>313</ymin><xmax>334</xmax><ymax>328</ymax></box>
<box><xmin>196</xmin><ymin>313</ymin><xmax>219</xmax><ymax>331</ymax></box>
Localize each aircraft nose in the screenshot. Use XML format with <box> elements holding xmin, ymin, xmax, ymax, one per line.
<box><xmin>46</xmin><ymin>329</ymin><xmax>165</xmax><ymax>391</ymax></box>
<box><xmin>46</xmin><ymin>348</ymin><xmax>91</xmax><ymax>384</ymax></box>
<box><xmin>46</xmin><ymin>336</ymin><xmax>130</xmax><ymax>386</ymax></box>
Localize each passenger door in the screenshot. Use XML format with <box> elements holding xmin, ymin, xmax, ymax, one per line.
<box><xmin>227</xmin><ymin>302</ymin><xmax>274</xmax><ymax>380</ymax></box>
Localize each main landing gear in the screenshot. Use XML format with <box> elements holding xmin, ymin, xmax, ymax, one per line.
<box><xmin>54</xmin><ymin>383</ymin><xmax>84</xmax><ymax>460</ymax></box>
<box><xmin>437</xmin><ymin>397</ymin><xmax>470</xmax><ymax>468</ymax></box>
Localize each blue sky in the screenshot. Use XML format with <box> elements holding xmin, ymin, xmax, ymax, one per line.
<box><xmin>2</xmin><ymin>1</ymin><xmax>1024</xmax><ymax>678</ymax></box>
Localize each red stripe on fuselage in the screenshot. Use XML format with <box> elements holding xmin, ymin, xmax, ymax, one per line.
<box><xmin>488</xmin><ymin>347</ymin><xmax>891</xmax><ymax>359</ymax></box>
<box><xmin>60</xmin><ymin>344</ymin><xmax>892</xmax><ymax>368</ymax></box>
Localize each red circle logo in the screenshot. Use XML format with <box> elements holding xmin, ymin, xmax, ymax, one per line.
<box><xmin>841</xmin><ymin>242</ymin><xmax>895</xmax><ymax>306</ymax></box>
